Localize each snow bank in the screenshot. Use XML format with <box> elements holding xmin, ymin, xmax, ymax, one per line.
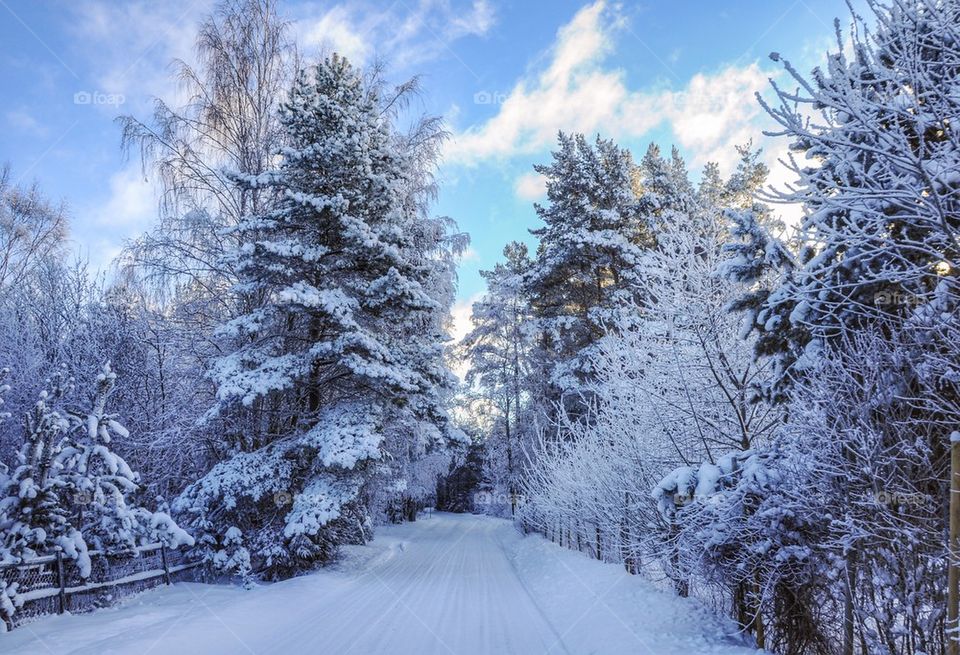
<box><xmin>499</xmin><ymin>523</ymin><xmax>763</xmax><ymax>655</ymax></box>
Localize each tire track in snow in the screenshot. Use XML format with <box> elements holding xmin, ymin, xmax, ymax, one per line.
<box><xmin>492</xmin><ymin>524</ymin><xmax>573</xmax><ymax>655</ymax></box>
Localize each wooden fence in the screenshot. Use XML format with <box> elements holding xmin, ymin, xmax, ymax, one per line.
<box><xmin>0</xmin><ymin>543</ymin><xmax>200</xmax><ymax>630</ymax></box>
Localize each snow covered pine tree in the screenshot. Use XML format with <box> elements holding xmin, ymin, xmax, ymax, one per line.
<box><xmin>525</xmin><ymin>133</ymin><xmax>651</xmax><ymax>421</ymax></box>
<box><xmin>176</xmin><ymin>54</ymin><xmax>463</xmax><ymax>578</ymax></box>
<box><xmin>56</xmin><ymin>363</ymin><xmax>193</xmax><ymax>555</ymax></box>
<box><xmin>0</xmin><ymin>370</ymin><xmax>89</xmax><ymax>587</ymax></box>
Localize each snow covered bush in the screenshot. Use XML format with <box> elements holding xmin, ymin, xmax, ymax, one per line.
<box><xmin>653</xmin><ymin>448</ymin><xmax>825</xmax><ymax>653</ymax></box>
<box><xmin>661</xmin><ymin>316</ymin><xmax>956</xmax><ymax>655</ymax></box>
<box><xmin>55</xmin><ymin>363</ymin><xmax>193</xmax><ymax>554</ymax></box>
<box><xmin>213</xmin><ymin>527</ymin><xmax>254</xmax><ymax>587</ymax></box>
<box><xmin>780</xmin><ymin>325</ymin><xmax>951</xmax><ymax>655</ymax></box>
<box><xmin>0</xmin><ymin>369</ymin><xmax>87</xmax><ymax>571</ymax></box>
<box><xmin>0</xmin><ymin>363</ymin><xmax>193</xmax><ymax>626</ymax></box>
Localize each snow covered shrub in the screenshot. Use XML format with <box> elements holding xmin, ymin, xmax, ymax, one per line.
<box><xmin>56</xmin><ymin>363</ymin><xmax>193</xmax><ymax>554</ymax></box>
<box><xmin>518</xmin><ymin>407</ymin><xmax>657</xmax><ymax>564</ymax></box>
<box><xmin>0</xmin><ymin>363</ymin><xmax>192</xmax><ymax>627</ymax></box>
<box><xmin>0</xmin><ymin>370</ymin><xmax>22</xmax><ymax>632</ymax></box>
<box><xmin>657</xmin><ymin>314</ymin><xmax>958</xmax><ymax>655</ymax></box>
<box><xmin>653</xmin><ymin>449</ymin><xmax>827</xmax><ymax>654</ymax></box>
<box><xmin>0</xmin><ymin>369</ymin><xmax>87</xmax><ymax>571</ymax></box>
<box><xmin>0</xmin><ymin>369</ymin><xmax>95</xmax><ymax>627</ymax></box>
<box><xmin>0</xmin><ymin>364</ymin><xmax>193</xmax><ymax>574</ymax></box>
<box><xmin>0</xmin><ymin>578</ymin><xmax>21</xmax><ymax>633</ymax></box>
<box><xmin>213</xmin><ymin>527</ymin><xmax>253</xmax><ymax>587</ymax></box>
<box><xmin>778</xmin><ymin>326</ymin><xmax>953</xmax><ymax>655</ymax></box>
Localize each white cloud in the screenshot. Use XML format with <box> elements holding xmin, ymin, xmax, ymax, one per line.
<box><xmin>660</xmin><ymin>65</ymin><xmax>771</xmax><ymax>170</ymax></box>
<box><xmin>298</xmin><ymin>5</ymin><xmax>372</xmax><ymax>65</ymax></box>
<box><xmin>450</xmin><ymin>294</ymin><xmax>480</xmax><ymax>344</ymax></box>
<box><xmin>514</xmin><ymin>172</ymin><xmax>547</xmax><ymax>201</ymax></box>
<box><xmin>761</xmin><ymin>142</ymin><xmax>805</xmax><ymax>229</ymax></box>
<box><xmin>449</xmin><ymin>292</ymin><xmax>482</xmax><ymax>379</ymax></box>
<box><xmin>450</xmin><ymin>293</ymin><xmax>483</xmax><ymax>380</ymax></box>
<box><xmin>71</xmin><ymin>163</ymin><xmax>158</xmax><ymax>274</ymax></box>
<box><xmin>295</xmin><ymin>0</ymin><xmax>495</xmax><ymax>70</ymax></box>
<box><xmin>445</xmin><ymin>0</ymin><xmax>777</xmax><ymax>175</ymax></box>
<box><xmin>446</xmin><ymin>1</ymin><xmax>642</xmax><ymax>163</ymax></box>
<box><xmin>75</xmin><ymin>237</ymin><xmax>125</xmax><ymax>277</ymax></box>
<box><xmin>6</xmin><ymin>109</ymin><xmax>48</xmax><ymax>137</ymax></box>
<box><xmin>97</xmin><ymin>164</ymin><xmax>156</xmax><ymax>229</ymax></box>
<box><xmin>447</xmin><ymin>0</ymin><xmax>495</xmax><ymax>39</ymax></box>
<box><xmin>70</xmin><ymin>0</ymin><xmax>211</xmax><ymax>111</ymax></box>
<box><xmin>459</xmin><ymin>246</ymin><xmax>481</xmax><ymax>263</ymax></box>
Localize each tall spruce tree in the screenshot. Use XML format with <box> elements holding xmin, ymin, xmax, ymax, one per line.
<box><xmin>176</xmin><ymin>55</ymin><xmax>462</xmax><ymax>577</ymax></box>
<box><xmin>526</xmin><ymin>133</ymin><xmax>651</xmax><ymax>418</ymax></box>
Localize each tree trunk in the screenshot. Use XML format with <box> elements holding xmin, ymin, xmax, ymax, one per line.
<box><xmin>672</xmin><ymin>548</ymin><xmax>688</xmax><ymax>598</ymax></box>
<box><xmin>511</xmin><ymin>334</ymin><xmax>521</xmax><ymax>517</ymax></box>
<box><xmin>505</xmin><ymin>394</ymin><xmax>516</xmax><ymax>517</ymax></box>
<box><xmin>843</xmin><ymin>550</ymin><xmax>856</xmax><ymax>655</ymax></box>
<box><xmin>751</xmin><ymin>575</ymin><xmax>765</xmax><ymax>651</ymax></box>
<box><xmin>621</xmin><ymin>491</ymin><xmax>635</xmax><ymax>574</ymax></box>
<box><xmin>948</xmin><ymin>433</ymin><xmax>960</xmax><ymax>655</ymax></box>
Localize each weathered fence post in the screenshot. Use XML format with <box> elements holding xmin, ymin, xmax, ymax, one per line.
<box><xmin>160</xmin><ymin>545</ymin><xmax>172</xmax><ymax>586</ymax></box>
<box><xmin>55</xmin><ymin>551</ymin><xmax>67</xmax><ymax>614</ymax></box>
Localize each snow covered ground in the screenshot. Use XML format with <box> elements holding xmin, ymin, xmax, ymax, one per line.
<box><xmin>2</xmin><ymin>513</ymin><xmax>764</xmax><ymax>654</ymax></box>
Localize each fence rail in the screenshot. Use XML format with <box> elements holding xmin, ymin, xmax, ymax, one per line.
<box><xmin>1</xmin><ymin>543</ymin><xmax>199</xmax><ymax>630</ymax></box>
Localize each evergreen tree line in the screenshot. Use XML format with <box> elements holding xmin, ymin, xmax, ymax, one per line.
<box><xmin>0</xmin><ymin>0</ymin><xmax>468</xmax><ymax>626</ymax></box>
<box><xmin>462</xmin><ymin>1</ymin><xmax>960</xmax><ymax>653</ymax></box>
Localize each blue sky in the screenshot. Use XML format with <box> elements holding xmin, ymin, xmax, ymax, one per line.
<box><xmin>0</xmin><ymin>0</ymin><xmax>847</xmax><ymax>333</ymax></box>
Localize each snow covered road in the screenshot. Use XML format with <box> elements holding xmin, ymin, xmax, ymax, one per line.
<box><xmin>3</xmin><ymin>513</ymin><xmax>762</xmax><ymax>655</ymax></box>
